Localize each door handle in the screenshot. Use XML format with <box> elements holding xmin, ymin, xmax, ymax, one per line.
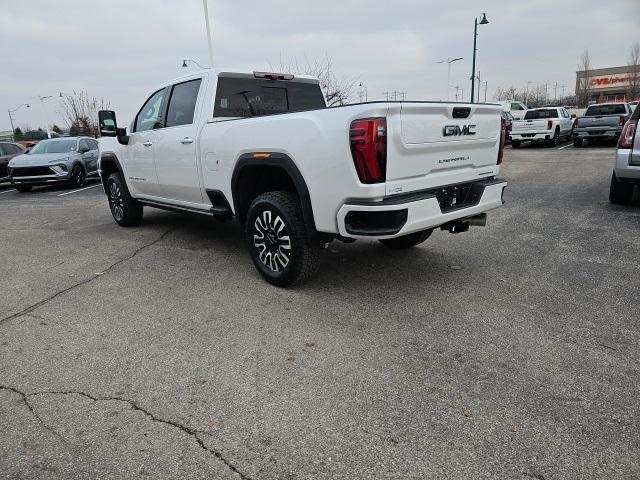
<box><xmin>181</xmin><ymin>137</ymin><xmax>194</xmax><ymax>144</ymax></box>
<box><xmin>143</xmin><ymin>141</ymin><xmax>153</xmax><ymax>147</ymax></box>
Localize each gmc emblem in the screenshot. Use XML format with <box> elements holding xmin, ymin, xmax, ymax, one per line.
<box><xmin>443</xmin><ymin>124</ymin><xmax>477</xmax><ymax>136</ymax></box>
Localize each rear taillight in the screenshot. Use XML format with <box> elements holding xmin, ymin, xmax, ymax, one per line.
<box><xmin>618</xmin><ymin>119</ymin><xmax>637</xmax><ymax>149</ymax></box>
<box><xmin>619</xmin><ymin>115</ymin><xmax>626</xmax><ymax>126</ymax></box>
<box><xmin>349</xmin><ymin>118</ymin><xmax>387</xmax><ymax>183</ymax></box>
<box><xmin>547</xmin><ymin>120</ymin><xmax>553</xmax><ymax>130</ymax></box>
<box><xmin>497</xmin><ymin>116</ymin><xmax>506</xmax><ymax>165</ymax></box>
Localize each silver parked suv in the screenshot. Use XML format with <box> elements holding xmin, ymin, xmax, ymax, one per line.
<box><xmin>609</xmin><ymin>105</ymin><xmax>640</xmax><ymax>204</ymax></box>
<box><xmin>8</xmin><ymin>137</ymin><xmax>99</xmax><ymax>192</ymax></box>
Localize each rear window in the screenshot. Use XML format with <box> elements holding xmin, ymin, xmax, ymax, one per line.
<box><xmin>632</xmin><ymin>104</ymin><xmax>640</xmax><ymax>120</ymax></box>
<box><xmin>585</xmin><ymin>104</ymin><xmax>627</xmax><ymax>116</ymax></box>
<box><xmin>524</xmin><ymin>109</ymin><xmax>558</xmax><ymax>120</ymax></box>
<box><xmin>213</xmin><ymin>77</ymin><xmax>326</xmax><ymax>118</ymax></box>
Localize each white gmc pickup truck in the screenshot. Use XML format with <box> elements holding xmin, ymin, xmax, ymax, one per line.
<box><xmin>98</xmin><ymin>69</ymin><xmax>507</xmax><ymax>286</ymax></box>
<box><xmin>510</xmin><ymin>107</ymin><xmax>573</xmax><ymax>148</ymax></box>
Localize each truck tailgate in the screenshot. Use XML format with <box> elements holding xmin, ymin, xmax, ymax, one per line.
<box><xmin>386</xmin><ymin>103</ymin><xmax>501</xmax><ymax>194</ymax></box>
<box><xmin>512</xmin><ymin>119</ymin><xmax>548</xmax><ymax>132</ymax></box>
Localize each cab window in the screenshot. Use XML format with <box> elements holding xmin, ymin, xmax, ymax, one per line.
<box><xmin>134</xmin><ymin>88</ymin><xmax>166</xmax><ymax>132</ymax></box>
<box><xmin>511</xmin><ymin>103</ymin><xmax>524</xmax><ymax>110</ymax></box>
<box><xmin>166</xmin><ymin>79</ymin><xmax>202</xmax><ymax>127</ymax></box>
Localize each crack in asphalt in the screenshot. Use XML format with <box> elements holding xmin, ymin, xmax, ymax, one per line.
<box><xmin>0</xmin><ymin>228</ymin><xmax>176</xmax><ymax>326</ymax></box>
<box><xmin>0</xmin><ymin>385</ymin><xmax>68</xmax><ymax>444</ymax></box>
<box><xmin>0</xmin><ymin>386</ymin><xmax>253</xmax><ymax>480</ymax></box>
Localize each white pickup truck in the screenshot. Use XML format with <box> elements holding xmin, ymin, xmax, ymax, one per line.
<box><xmin>98</xmin><ymin>69</ymin><xmax>507</xmax><ymax>286</ymax></box>
<box><xmin>510</xmin><ymin>107</ymin><xmax>573</xmax><ymax>148</ymax></box>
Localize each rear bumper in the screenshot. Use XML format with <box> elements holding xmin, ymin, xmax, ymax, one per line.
<box><xmin>573</xmin><ymin>127</ymin><xmax>622</xmax><ymax>139</ymax></box>
<box><xmin>511</xmin><ymin>131</ymin><xmax>552</xmax><ymax>141</ymax></box>
<box><xmin>336</xmin><ymin>178</ymin><xmax>507</xmax><ymax>239</ymax></box>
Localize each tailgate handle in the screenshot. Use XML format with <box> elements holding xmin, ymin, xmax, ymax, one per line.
<box><xmin>452</xmin><ymin>107</ymin><xmax>471</xmax><ymax>119</ymax></box>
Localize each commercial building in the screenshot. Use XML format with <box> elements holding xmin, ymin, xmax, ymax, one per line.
<box><xmin>576</xmin><ymin>65</ymin><xmax>640</xmax><ymax>103</ymax></box>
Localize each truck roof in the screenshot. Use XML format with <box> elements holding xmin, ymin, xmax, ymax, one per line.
<box><xmin>165</xmin><ymin>68</ymin><xmax>320</xmax><ymax>86</ymax></box>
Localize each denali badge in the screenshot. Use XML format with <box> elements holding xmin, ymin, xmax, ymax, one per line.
<box><xmin>443</xmin><ymin>124</ymin><xmax>476</xmax><ymax>136</ymax></box>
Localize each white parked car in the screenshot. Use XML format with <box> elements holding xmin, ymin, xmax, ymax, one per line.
<box><xmin>510</xmin><ymin>107</ymin><xmax>573</xmax><ymax>148</ymax></box>
<box><xmin>98</xmin><ymin>69</ymin><xmax>507</xmax><ymax>286</ymax></box>
<box><xmin>497</xmin><ymin>101</ymin><xmax>528</xmax><ymax>120</ymax></box>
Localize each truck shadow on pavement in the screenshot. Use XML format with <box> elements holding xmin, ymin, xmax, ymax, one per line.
<box><xmin>139</xmin><ymin>209</ymin><xmax>459</xmax><ymax>294</ymax></box>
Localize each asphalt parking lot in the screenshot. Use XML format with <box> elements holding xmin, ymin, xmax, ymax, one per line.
<box><xmin>1</xmin><ymin>141</ymin><xmax>639</xmax><ymax>480</ymax></box>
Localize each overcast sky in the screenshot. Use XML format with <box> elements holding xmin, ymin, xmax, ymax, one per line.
<box><xmin>1</xmin><ymin>0</ymin><xmax>638</xmax><ymax>131</ymax></box>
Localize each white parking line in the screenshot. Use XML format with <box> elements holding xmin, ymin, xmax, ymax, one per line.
<box><xmin>557</xmin><ymin>144</ymin><xmax>573</xmax><ymax>150</ymax></box>
<box><xmin>0</xmin><ymin>189</ymin><xmax>15</xmax><ymax>195</ymax></box>
<box><xmin>57</xmin><ymin>184</ymin><xmax>101</xmax><ymax>196</ymax></box>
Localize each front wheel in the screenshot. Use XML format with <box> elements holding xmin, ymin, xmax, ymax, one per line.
<box><xmin>379</xmin><ymin>229</ymin><xmax>433</xmax><ymax>249</ymax></box>
<box><xmin>573</xmin><ymin>137</ymin><xmax>583</xmax><ymax>147</ymax></box>
<box><xmin>70</xmin><ymin>164</ymin><xmax>86</xmax><ymax>188</ymax></box>
<box><xmin>246</xmin><ymin>191</ymin><xmax>321</xmax><ymax>287</ymax></box>
<box><xmin>511</xmin><ymin>140</ymin><xmax>521</xmax><ymax>148</ymax></box>
<box><xmin>106</xmin><ymin>173</ymin><xmax>143</xmax><ymax>227</ymax></box>
<box><xmin>548</xmin><ymin>129</ymin><xmax>560</xmax><ymax>147</ymax></box>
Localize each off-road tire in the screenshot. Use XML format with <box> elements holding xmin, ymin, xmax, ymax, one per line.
<box><xmin>246</xmin><ymin>190</ymin><xmax>321</xmax><ymax>287</ymax></box>
<box><xmin>106</xmin><ymin>172</ymin><xmax>143</xmax><ymax>227</ymax></box>
<box><xmin>573</xmin><ymin>137</ymin><xmax>583</xmax><ymax>147</ymax></box>
<box><xmin>379</xmin><ymin>229</ymin><xmax>433</xmax><ymax>249</ymax></box>
<box><xmin>511</xmin><ymin>140</ymin><xmax>521</xmax><ymax>148</ymax></box>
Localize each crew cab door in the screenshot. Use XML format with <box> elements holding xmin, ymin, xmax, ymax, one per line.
<box><xmin>154</xmin><ymin>78</ymin><xmax>204</xmax><ymax>204</ymax></box>
<box><xmin>126</xmin><ymin>87</ymin><xmax>167</xmax><ymax>197</ymax></box>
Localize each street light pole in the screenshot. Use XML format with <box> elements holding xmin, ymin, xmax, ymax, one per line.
<box><xmin>7</xmin><ymin>104</ymin><xmax>30</xmax><ymax>141</ymax></box>
<box><xmin>202</xmin><ymin>0</ymin><xmax>214</xmax><ymax>67</ymax></box>
<box><xmin>38</xmin><ymin>95</ymin><xmax>54</xmax><ymax>139</ymax></box>
<box><xmin>470</xmin><ymin>13</ymin><xmax>489</xmax><ymax>103</ymax></box>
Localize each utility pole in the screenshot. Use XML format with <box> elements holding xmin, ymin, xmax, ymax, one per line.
<box><xmin>202</xmin><ymin>0</ymin><xmax>214</xmax><ymax>67</ymax></box>
<box><xmin>454</xmin><ymin>86</ymin><xmax>460</xmax><ymax>101</ymax></box>
<box><xmin>484</xmin><ymin>80</ymin><xmax>488</xmax><ymax>102</ymax></box>
<box><xmin>553</xmin><ymin>82</ymin><xmax>559</xmax><ymax>102</ymax></box>
<box><xmin>435</xmin><ymin>57</ymin><xmax>464</xmax><ymax>101</ymax></box>
<box><xmin>476</xmin><ymin>71</ymin><xmax>481</xmax><ymax>103</ymax></box>
<box><xmin>383</xmin><ymin>91</ymin><xmax>391</xmax><ymax>101</ymax></box>
<box><xmin>561</xmin><ymin>84</ymin><xmax>567</xmax><ymax>103</ymax></box>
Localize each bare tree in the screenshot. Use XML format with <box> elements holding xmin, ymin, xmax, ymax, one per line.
<box><xmin>576</xmin><ymin>49</ymin><xmax>592</xmax><ymax>108</ymax></box>
<box><xmin>493</xmin><ymin>86</ymin><xmax>517</xmax><ymax>101</ymax></box>
<box><xmin>271</xmin><ymin>56</ymin><xmax>356</xmax><ymax>106</ymax></box>
<box><xmin>61</xmin><ymin>91</ymin><xmax>110</xmax><ymax>137</ymax></box>
<box><xmin>627</xmin><ymin>42</ymin><xmax>640</xmax><ymax>102</ymax></box>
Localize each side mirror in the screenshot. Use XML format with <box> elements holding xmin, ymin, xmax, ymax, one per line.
<box><xmin>98</xmin><ymin>110</ymin><xmax>118</xmax><ymax>137</ymax></box>
<box><xmin>571</xmin><ymin>114</ymin><xmax>576</xmax><ymax>119</ymax></box>
<box><xmin>98</xmin><ymin>110</ymin><xmax>129</xmax><ymax>145</ymax></box>
<box><xmin>79</xmin><ymin>147</ymin><xmax>90</xmax><ymax>154</ymax></box>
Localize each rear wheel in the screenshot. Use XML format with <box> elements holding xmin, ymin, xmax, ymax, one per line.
<box><xmin>573</xmin><ymin>137</ymin><xmax>583</xmax><ymax>147</ymax></box>
<box><xmin>379</xmin><ymin>229</ymin><xmax>433</xmax><ymax>249</ymax></box>
<box><xmin>246</xmin><ymin>191</ymin><xmax>321</xmax><ymax>287</ymax></box>
<box><xmin>609</xmin><ymin>172</ymin><xmax>634</xmax><ymax>205</ymax></box>
<box><xmin>511</xmin><ymin>140</ymin><xmax>521</xmax><ymax>148</ymax></box>
<box><xmin>106</xmin><ymin>172</ymin><xmax>143</xmax><ymax>227</ymax></box>
<box><xmin>548</xmin><ymin>128</ymin><xmax>560</xmax><ymax>147</ymax></box>
<box><xmin>70</xmin><ymin>164</ymin><xmax>86</xmax><ymax>188</ymax></box>
<box><xmin>14</xmin><ymin>184</ymin><xmax>32</xmax><ymax>193</ymax></box>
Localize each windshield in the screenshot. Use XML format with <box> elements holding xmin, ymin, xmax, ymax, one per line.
<box><xmin>29</xmin><ymin>139</ymin><xmax>77</xmax><ymax>154</ymax></box>
<box><xmin>585</xmin><ymin>104</ymin><xmax>627</xmax><ymax>116</ymax></box>
<box><xmin>524</xmin><ymin>109</ymin><xmax>558</xmax><ymax>120</ymax></box>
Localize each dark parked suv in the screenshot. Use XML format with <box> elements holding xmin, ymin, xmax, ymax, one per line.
<box><xmin>0</xmin><ymin>142</ymin><xmax>26</xmax><ymax>182</ymax></box>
